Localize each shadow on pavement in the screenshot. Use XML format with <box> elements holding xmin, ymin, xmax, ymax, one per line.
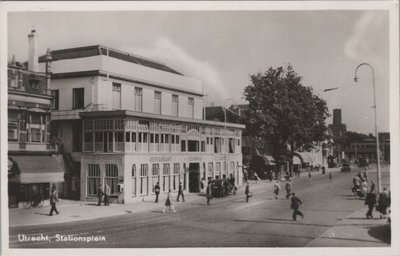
<box><xmin>34</xmin><ymin>212</ymin><xmax>49</xmax><ymax>216</ymax></box>
<box><xmin>367</xmin><ymin>224</ymin><xmax>391</xmax><ymax>244</ymax></box>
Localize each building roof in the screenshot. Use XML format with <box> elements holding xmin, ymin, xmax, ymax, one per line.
<box><xmin>38</xmin><ymin>45</ymin><xmax>183</xmax><ymax>76</ymax></box>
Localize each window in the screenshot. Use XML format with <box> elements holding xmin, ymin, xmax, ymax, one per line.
<box><xmin>139</xmin><ymin>164</ymin><xmax>148</xmax><ymax>195</ymax></box>
<box><xmin>112</xmin><ymin>83</ymin><xmax>122</xmax><ymax>109</ymax></box>
<box><xmin>181</xmin><ymin>140</ymin><xmax>186</xmax><ymax>152</ymax></box>
<box><xmin>31</xmin><ymin>128</ymin><xmax>41</xmax><ymax>142</ymax></box>
<box><xmin>201</xmin><ymin>141</ymin><xmax>205</xmax><ymax>152</ymax></box>
<box><xmin>87</xmin><ymin>164</ymin><xmax>100</xmax><ymax>196</ymax></box>
<box><xmin>105</xmin><ymin>164</ymin><xmax>118</xmax><ymax>195</ymax></box>
<box><xmin>208</xmin><ymin>162</ymin><xmax>214</xmax><ymax>178</ymax></box>
<box><xmin>135</xmin><ymin>87</ymin><xmax>143</xmax><ymax>112</ymax></box>
<box><xmin>188</xmin><ymin>97</ymin><xmax>194</xmax><ymax>118</ymax></box>
<box><xmin>30</xmin><ymin>80</ymin><xmax>39</xmax><ymax>90</ymax></box>
<box><xmin>152</xmin><ymin>164</ymin><xmax>160</xmax><ymax>193</ymax></box>
<box><xmin>51</xmin><ymin>90</ymin><xmax>59</xmax><ymax>110</ymax></box>
<box><xmin>173</xmin><ymin>163</ymin><xmax>180</xmax><ymax>191</ymax></box>
<box><xmin>131</xmin><ymin>164</ymin><xmax>136</xmax><ymax>196</ymax></box>
<box><xmin>73</xmin><ymin>88</ymin><xmax>85</xmax><ymax>109</ymax></box>
<box><xmin>84</xmin><ymin>132</ymin><xmax>93</xmax><ymax>151</ymax></box>
<box><xmin>162</xmin><ymin>163</ymin><xmax>170</xmax><ymax>192</ymax></box>
<box><xmin>172</xmin><ymin>95</ymin><xmax>178</xmax><ymax>116</ymax></box>
<box><xmin>8</xmin><ymin>122</ymin><xmax>18</xmax><ymax>141</ymax></box>
<box><xmin>154</xmin><ymin>91</ymin><xmax>161</xmax><ymax>114</ymax></box>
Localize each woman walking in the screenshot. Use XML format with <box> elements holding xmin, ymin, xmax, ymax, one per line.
<box><xmin>364</xmin><ymin>190</ymin><xmax>376</xmax><ymax>219</ymax></box>
<box><xmin>162</xmin><ymin>190</ymin><xmax>176</xmax><ymax>213</ymax></box>
<box><xmin>377</xmin><ymin>187</ymin><xmax>390</xmax><ymax>219</ymax></box>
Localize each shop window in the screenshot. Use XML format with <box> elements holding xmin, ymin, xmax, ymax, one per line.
<box><xmin>152</xmin><ymin>164</ymin><xmax>160</xmax><ymax>193</ymax></box>
<box><xmin>31</xmin><ymin>128</ymin><xmax>41</xmax><ymax>142</ymax></box>
<box><xmin>8</xmin><ymin>122</ymin><xmax>18</xmax><ymax>141</ymax></box>
<box><xmin>139</xmin><ymin>164</ymin><xmax>148</xmax><ymax>195</ymax></box>
<box><xmin>181</xmin><ymin>140</ymin><xmax>186</xmax><ymax>152</ymax></box>
<box><xmin>87</xmin><ymin>164</ymin><xmax>100</xmax><ymax>196</ymax></box>
<box><xmin>131</xmin><ymin>164</ymin><xmax>136</xmax><ymax>196</ymax></box>
<box><xmin>105</xmin><ymin>164</ymin><xmax>118</xmax><ymax>195</ymax></box>
<box><xmin>173</xmin><ymin>163</ymin><xmax>180</xmax><ymax>191</ymax></box>
<box><xmin>162</xmin><ymin>163</ymin><xmax>170</xmax><ymax>192</ymax></box>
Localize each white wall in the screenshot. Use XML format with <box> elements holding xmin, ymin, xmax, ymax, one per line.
<box><xmin>194</xmin><ymin>98</ymin><xmax>203</xmax><ymax>119</ymax></box>
<box><xmin>39</xmin><ymin>56</ymin><xmax>103</xmax><ymax>74</ymax></box>
<box><xmin>161</xmin><ymin>92</ymin><xmax>172</xmax><ymax>116</ymax></box>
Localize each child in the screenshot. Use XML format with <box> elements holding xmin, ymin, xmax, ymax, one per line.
<box><xmin>162</xmin><ymin>190</ymin><xmax>176</xmax><ymax>213</ymax></box>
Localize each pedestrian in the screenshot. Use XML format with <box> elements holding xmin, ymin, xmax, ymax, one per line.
<box><xmin>361</xmin><ymin>179</ymin><xmax>368</xmax><ymax>197</ymax></box>
<box><xmin>353</xmin><ymin>175</ymin><xmax>361</xmax><ymax>190</ymax></box>
<box><xmin>273</xmin><ymin>180</ymin><xmax>281</xmax><ymax>199</ymax></box>
<box><xmin>285</xmin><ymin>180</ymin><xmax>292</xmax><ymax>199</ymax></box>
<box><xmin>377</xmin><ymin>187</ymin><xmax>390</xmax><ymax>219</ymax></box>
<box><xmin>357</xmin><ymin>171</ymin><xmax>363</xmax><ymax>181</ymax></box>
<box><xmin>206</xmin><ymin>183</ymin><xmax>212</xmax><ymax>205</ymax></box>
<box><xmin>154</xmin><ymin>182</ymin><xmax>160</xmax><ymax>203</ymax></box>
<box><xmin>308</xmin><ymin>171</ymin><xmax>312</xmax><ymax>182</ymax></box>
<box><xmin>363</xmin><ymin>171</ymin><xmax>368</xmax><ymax>182</ymax></box>
<box><xmin>329</xmin><ymin>172</ymin><xmax>332</xmax><ymax>182</ymax></box>
<box><xmin>104</xmin><ymin>183</ymin><xmax>111</xmax><ymax>206</ymax></box>
<box><xmin>162</xmin><ymin>190</ymin><xmax>176</xmax><ymax>213</ymax></box>
<box><xmin>97</xmin><ymin>184</ymin><xmax>103</xmax><ymax>206</ymax></box>
<box><xmin>245</xmin><ymin>182</ymin><xmax>251</xmax><ymax>203</ymax></box>
<box><xmin>365</xmin><ymin>190</ymin><xmax>376</xmax><ymax>219</ymax></box>
<box><xmin>49</xmin><ymin>188</ymin><xmax>60</xmax><ymax>216</ymax></box>
<box><xmin>370</xmin><ymin>180</ymin><xmax>376</xmax><ymax>193</ymax></box>
<box><xmin>176</xmin><ymin>182</ymin><xmax>185</xmax><ymax>202</ymax></box>
<box><xmin>290</xmin><ymin>193</ymin><xmax>304</xmax><ymax>221</ymax></box>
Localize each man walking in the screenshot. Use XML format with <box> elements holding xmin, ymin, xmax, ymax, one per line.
<box><xmin>49</xmin><ymin>188</ymin><xmax>60</xmax><ymax>216</ymax></box>
<box><xmin>154</xmin><ymin>182</ymin><xmax>160</xmax><ymax>203</ymax></box>
<box><xmin>206</xmin><ymin>183</ymin><xmax>212</xmax><ymax>205</ymax></box>
<box><xmin>177</xmin><ymin>182</ymin><xmax>185</xmax><ymax>202</ymax></box>
<box><xmin>245</xmin><ymin>182</ymin><xmax>250</xmax><ymax>203</ymax></box>
<box><xmin>365</xmin><ymin>190</ymin><xmax>376</xmax><ymax>219</ymax></box>
<box><xmin>97</xmin><ymin>184</ymin><xmax>103</xmax><ymax>206</ymax></box>
<box><xmin>285</xmin><ymin>180</ymin><xmax>292</xmax><ymax>199</ymax></box>
<box><xmin>329</xmin><ymin>172</ymin><xmax>332</xmax><ymax>182</ymax></box>
<box><xmin>290</xmin><ymin>193</ymin><xmax>304</xmax><ymax>221</ymax></box>
<box><xmin>104</xmin><ymin>184</ymin><xmax>111</xmax><ymax>206</ymax></box>
<box><xmin>273</xmin><ymin>180</ymin><xmax>281</xmax><ymax>199</ymax></box>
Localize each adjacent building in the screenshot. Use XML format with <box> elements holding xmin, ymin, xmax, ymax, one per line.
<box><xmin>7</xmin><ymin>30</ymin><xmax>64</xmax><ymax>207</ymax></box>
<box><xmin>38</xmin><ymin>45</ymin><xmax>245</xmax><ymax>204</ymax></box>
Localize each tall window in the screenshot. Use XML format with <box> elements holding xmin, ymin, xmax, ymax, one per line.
<box><xmin>72</xmin><ymin>88</ymin><xmax>85</xmax><ymax>109</ymax></box>
<box><xmin>105</xmin><ymin>164</ymin><xmax>118</xmax><ymax>195</ymax></box>
<box><xmin>51</xmin><ymin>90</ymin><xmax>59</xmax><ymax>110</ymax></box>
<box><xmin>132</xmin><ymin>164</ymin><xmax>136</xmax><ymax>196</ymax></box>
<box><xmin>152</xmin><ymin>164</ymin><xmax>160</xmax><ymax>193</ymax></box>
<box><xmin>112</xmin><ymin>83</ymin><xmax>121</xmax><ymax>109</ymax></box>
<box><xmin>208</xmin><ymin>162</ymin><xmax>214</xmax><ymax>179</ymax></box>
<box><xmin>135</xmin><ymin>87</ymin><xmax>143</xmax><ymax>112</ymax></box>
<box><xmin>162</xmin><ymin>163</ymin><xmax>170</xmax><ymax>192</ymax></box>
<box><xmin>172</xmin><ymin>94</ymin><xmax>178</xmax><ymax>116</ymax></box>
<box><xmin>188</xmin><ymin>97</ymin><xmax>194</xmax><ymax>118</ymax></box>
<box><xmin>87</xmin><ymin>164</ymin><xmax>100</xmax><ymax>196</ymax></box>
<box><xmin>154</xmin><ymin>91</ymin><xmax>161</xmax><ymax>114</ymax></box>
<box><xmin>139</xmin><ymin>164</ymin><xmax>148</xmax><ymax>195</ymax></box>
<box><xmin>31</xmin><ymin>128</ymin><xmax>41</xmax><ymax>142</ymax></box>
<box><xmin>173</xmin><ymin>163</ymin><xmax>180</xmax><ymax>191</ymax></box>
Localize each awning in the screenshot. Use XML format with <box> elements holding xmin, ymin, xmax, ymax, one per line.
<box><xmin>27</xmin><ymin>107</ymin><xmax>47</xmax><ymax>113</ymax></box>
<box><xmin>293</xmin><ymin>155</ymin><xmax>302</xmax><ymax>165</ymax></box>
<box><xmin>296</xmin><ymin>152</ymin><xmax>314</xmax><ymax>163</ymax></box>
<box><xmin>8</xmin><ymin>155</ymin><xmax>64</xmax><ymax>184</ymax></box>
<box><xmin>261</xmin><ymin>155</ymin><xmax>276</xmax><ymax>165</ymax></box>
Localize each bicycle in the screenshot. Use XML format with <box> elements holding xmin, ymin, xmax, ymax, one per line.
<box><xmin>23</xmin><ymin>194</ymin><xmax>44</xmax><ymax>209</ymax></box>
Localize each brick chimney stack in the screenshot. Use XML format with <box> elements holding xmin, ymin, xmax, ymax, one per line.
<box><xmin>28</xmin><ymin>29</ymin><xmax>39</xmax><ymax>72</ymax></box>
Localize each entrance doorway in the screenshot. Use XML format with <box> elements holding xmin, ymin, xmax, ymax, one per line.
<box><xmin>188</xmin><ymin>163</ymin><xmax>200</xmax><ymax>193</ymax></box>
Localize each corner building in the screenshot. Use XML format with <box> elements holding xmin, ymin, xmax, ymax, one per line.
<box><xmin>39</xmin><ymin>45</ymin><xmax>244</xmax><ymax>204</ymax></box>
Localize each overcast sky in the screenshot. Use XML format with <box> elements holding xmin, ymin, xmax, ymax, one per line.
<box><xmin>7</xmin><ymin>10</ymin><xmax>390</xmax><ymax>134</ymax></box>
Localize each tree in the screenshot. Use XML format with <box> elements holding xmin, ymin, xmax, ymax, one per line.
<box><xmin>242</xmin><ymin>65</ymin><xmax>330</xmax><ymax>170</ymax></box>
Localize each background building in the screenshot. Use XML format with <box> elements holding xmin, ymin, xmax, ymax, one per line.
<box><xmin>8</xmin><ymin>30</ymin><xmax>64</xmax><ymax>208</ymax></box>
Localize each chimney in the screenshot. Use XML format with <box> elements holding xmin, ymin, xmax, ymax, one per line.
<box><xmin>28</xmin><ymin>29</ymin><xmax>39</xmax><ymax>72</ymax></box>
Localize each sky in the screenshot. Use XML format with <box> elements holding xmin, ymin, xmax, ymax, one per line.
<box><xmin>7</xmin><ymin>10</ymin><xmax>391</xmax><ymax>134</ymax></box>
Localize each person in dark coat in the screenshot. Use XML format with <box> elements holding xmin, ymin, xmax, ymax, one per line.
<box><xmin>290</xmin><ymin>193</ymin><xmax>304</xmax><ymax>221</ymax></box>
<box><xmin>377</xmin><ymin>187</ymin><xmax>390</xmax><ymax>218</ymax></box>
<box><xmin>329</xmin><ymin>172</ymin><xmax>332</xmax><ymax>182</ymax></box>
<box><xmin>206</xmin><ymin>184</ymin><xmax>212</xmax><ymax>205</ymax></box>
<box><xmin>154</xmin><ymin>182</ymin><xmax>160</xmax><ymax>203</ymax></box>
<box><xmin>97</xmin><ymin>184</ymin><xmax>103</xmax><ymax>206</ymax></box>
<box><xmin>49</xmin><ymin>188</ymin><xmax>60</xmax><ymax>216</ymax></box>
<box><xmin>365</xmin><ymin>190</ymin><xmax>376</xmax><ymax>219</ymax></box>
<box><xmin>245</xmin><ymin>182</ymin><xmax>250</xmax><ymax>203</ymax></box>
<box><xmin>285</xmin><ymin>180</ymin><xmax>292</xmax><ymax>199</ymax></box>
<box><xmin>176</xmin><ymin>182</ymin><xmax>185</xmax><ymax>202</ymax></box>
<box><xmin>370</xmin><ymin>180</ymin><xmax>376</xmax><ymax>193</ymax></box>
<box><xmin>162</xmin><ymin>190</ymin><xmax>176</xmax><ymax>213</ymax></box>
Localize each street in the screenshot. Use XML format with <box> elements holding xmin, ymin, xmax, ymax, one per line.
<box><xmin>9</xmin><ymin>166</ymin><xmax>390</xmax><ymax>248</ymax></box>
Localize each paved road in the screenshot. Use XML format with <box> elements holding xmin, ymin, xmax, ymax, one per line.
<box><xmin>10</xmin><ymin>166</ymin><xmax>390</xmax><ymax>248</ymax></box>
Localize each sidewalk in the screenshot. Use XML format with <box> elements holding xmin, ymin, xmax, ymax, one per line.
<box><xmin>9</xmin><ymin>179</ymin><xmax>272</xmax><ymax>228</ymax></box>
<box><xmin>307</xmin><ymin>207</ymin><xmax>391</xmax><ymax>247</ymax></box>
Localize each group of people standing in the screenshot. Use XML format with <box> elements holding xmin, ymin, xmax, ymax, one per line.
<box><xmin>365</xmin><ymin>186</ymin><xmax>391</xmax><ymax>219</ymax></box>
<box><xmin>97</xmin><ymin>184</ymin><xmax>111</xmax><ymax>206</ymax></box>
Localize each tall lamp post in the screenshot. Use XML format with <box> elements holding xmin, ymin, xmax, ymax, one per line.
<box><xmin>354</xmin><ymin>63</ymin><xmax>381</xmax><ymax>193</ymax></box>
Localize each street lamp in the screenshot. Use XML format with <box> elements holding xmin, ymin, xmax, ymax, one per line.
<box><xmin>354</xmin><ymin>63</ymin><xmax>382</xmax><ymax>193</ymax></box>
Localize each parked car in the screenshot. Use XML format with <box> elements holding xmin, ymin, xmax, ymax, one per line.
<box><xmin>341</xmin><ymin>163</ymin><xmax>351</xmax><ymax>172</ymax></box>
<box><xmin>208</xmin><ymin>179</ymin><xmax>236</xmax><ymax>198</ymax></box>
<box><xmin>358</xmin><ymin>158</ymin><xmax>369</xmax><ymax>167</ymax></box>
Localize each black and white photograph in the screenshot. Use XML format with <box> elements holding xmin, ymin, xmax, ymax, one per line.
<box><xmin>1</xmin><ymin>1</ymin><xmax>399</xmax><ymax>255</ymax></box>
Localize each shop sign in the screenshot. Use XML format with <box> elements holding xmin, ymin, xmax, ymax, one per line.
<box><xmin>185</xmin><ymin>156</ymin><xmax>202</xmax><ymax>162</ymax></box>
<box><xmin>150</xmin><ymin>156</ymin><xmax>172</xmax><ymax>162</ymax></box>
